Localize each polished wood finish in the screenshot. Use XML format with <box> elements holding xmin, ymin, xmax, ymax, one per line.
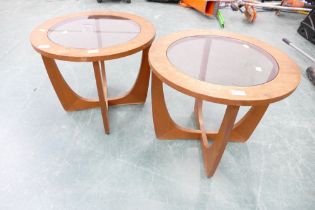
<box><xmin>42</xmin><ymin>56</ymin><xmax>99</xmax><ymax>111</ymax></box>
<box><xmin>152</xmin><ymin>72</ymin><xmax>270</xmax><ymax>143</ymax></box>
<box><xmin>41</xmin><ymin>47</ymin><xmax>151</xmax><ymax>112</ymax></box>
<box><xmin>30</xmin><ymin>11</ymin><xmax>155</xmax><ymax>62</ymax></box>
<box><xmin>93</xmin><ymin>61</ymin><xmax>110</xmax><ymax>134</ymax></box>
<box><xmin>108</xmin><ymin>47</ymin><xmax>151</xmax><ymax>105</ymax></box>
<box><xmin>31</xmin><ymin>11</ymin><xmax>155</xmax><ymax>133</ymax></box>
<box><xmin>149</xmin><ymin>30</ymin><xmax>300</xmax><ymax>177</ymax></box>
<box><xmin>152</xmin><ymin>73</ymin><xmax>216</xmax><ymax>140</ymax></box>
<box><xmin>149</xmin><ymin>30</ymin><xmax>300</xmax><ymax>106</ymax></box>
<box><xmin>230</xmin><ymin>105</ymin><xmax>268</xmax><ymax>142</ymax></box>
<box><xmin>195</xmin><ymin>100</ymin><xmax>239</xmax><ymax>177</ymax></box>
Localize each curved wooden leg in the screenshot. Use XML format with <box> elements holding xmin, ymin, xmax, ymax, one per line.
<box><xmin>42</xmin><ymin>47</ymin><xmax>151</xmax><ymax>112</ymax></box>
<box><xmin>195</xmin><ymin>100</ymin><xmax>240</xmax><ymax>177</ymax></box>
<box><xmin>151</xmin><ymin>72</ymin><xmax>269</xmax><ymax>176</ymax></box>
<box><xmin>108</xmin><ymin>47</ymin><xmax>151</xmax><ymax>106</ymax></box>
<box><xmin>230</xmin><ymin>105</ymin><xmax>268</xmax><ymax>142</ymax></box>
<box><xmin>151</xmin><ymin>72</ymin><xmax>268</xmax><ymax>143</ymax></box>
<box><xmin>93</xmin><ymin>61</ymin><xmax>110</xmax><ymax>134</ymax></box>
<box><xmin>151</xmin><ymin>73</ymin><xmax>216</xmax><ymax>140</ymax></box>
<box><xmin>194</xmin><ymin>100</ymin><xmax>210</xmax><ymax>147</ymax></box>
<box><xmin>42</xmin><ymin>56</ymin><xmax>99</xmax><ymax>111</ymax></box>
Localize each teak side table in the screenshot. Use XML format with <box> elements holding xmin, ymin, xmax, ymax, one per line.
<box><xmin>149</xmin><ymin>30</ymin><xmax>300</xmax><ymax>177</ymax></box>
<box><xmin>30</xmin><ymin>11</ymin><xmax>155</xmax><ymax>134</ymax></box>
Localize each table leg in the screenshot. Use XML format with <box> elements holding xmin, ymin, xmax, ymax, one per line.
<box><xmin>41</xmin><ymin>56</ymin><xmax>99</xmax><ymax>111</ymax></box>
<box><xmin>195</xmin><ymin>100</ymin><xmax>239</xmax><ymax>177</ymax></box>
<box><xmin>151</xmin><ymin>74</ymin><xmax>270</xmax><ymax>177</ymax></box>
<box><xmin>151</xmin><ymin>72</ymin><xmax>268</xmax><ymax>142</ymax></box>
<box><xmin>93</xmin><ymin>61</ymin><xmax>110</xmax><ymax>134</ymax></box>
<box><xmin>151</xmin><ymin>72</ymin><xmax>217</xmax><ymax>139</ymax></box>
<box><xmin>230</xmin><ymin>105</ymin><xmax>268</xmax><ymax>142</ymax></box>
<box><xmin>42</xmin><ymin>46</ymin><xmax>151</xmax><ymax>112</ymax></box>
<box><xmin>42</xmin><ymin>48</ymin><xmax>151</xmax><ymax>134</ymax></box>
<box><xmin>109</xmin><ymin>47</ymin><xmax>151</xmax><ymax>105</ymax></box>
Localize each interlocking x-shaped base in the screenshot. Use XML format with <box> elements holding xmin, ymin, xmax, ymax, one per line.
<box><xmin>151</xmin><ymin>73</ymin><xmax>268</xmax><ymax>177</ymax></box>
<box><xmin>41</xmin><ymin>47</ymin><xmax>150</xmax><ymax>134</ymax></box>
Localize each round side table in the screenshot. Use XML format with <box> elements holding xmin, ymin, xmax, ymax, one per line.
<box><xmin>30</xmin><ymin>11</ymin><xmax>155</xmax><ymax>134</ymax></box>
<box><xmin>149</xmin><ymin>30</ymin><xmax>300</xmax><ymax>177</ymax></box>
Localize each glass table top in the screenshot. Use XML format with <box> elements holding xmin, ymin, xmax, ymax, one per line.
<box><xmin>48</xmin><ymin>15</ymin><xmax>140</xmax><ymax>49</ymax></box>
<box><xmin>167</xmin><ymin>35</ymin><xmax>279</xmax><ymax>87</ymax></box>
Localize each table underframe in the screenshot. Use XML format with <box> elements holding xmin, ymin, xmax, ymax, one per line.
<box><xmin>41</xmin><ymin>47</ymin><xmax>150</xmax><ymax>134</ymax></box>
<box><xmin>151</xmin><ymin>72</ymin><xmax>269</xmax><ymax>177</ymax></box>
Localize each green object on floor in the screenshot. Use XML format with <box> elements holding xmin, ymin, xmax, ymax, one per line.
<box><xmin>217</xmin><ymin>10</ymin><xmax>224</xmax><ymax>28</ymax></box>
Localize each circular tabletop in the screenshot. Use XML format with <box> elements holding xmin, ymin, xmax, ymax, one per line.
<box><xmin>149</xmin><ymin>30</ymin><xmax>300</xmax><ymax>106</ymax></box>
<box><xmin>30</xmin><ymin>11</ymin><xmax>155</xmax><ymax>62</ymax></box>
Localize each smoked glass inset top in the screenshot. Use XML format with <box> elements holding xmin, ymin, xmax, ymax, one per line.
<box><xmin>48</xmin><ymin>15</ymin><xmax>140</xmax><ymax>49</ymax></box>
<box><xmin>167</xmin><ymin>35</ymin><xmax>279</xmax><ymax>87</ymax></box>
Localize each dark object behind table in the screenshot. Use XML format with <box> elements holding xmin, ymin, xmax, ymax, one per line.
<box><xmin>298</xmin><ymin>9</ymin><xmax>315</xmax><ymax>45</ymax></box>
<box><xmin>306</xmin><ymin>66</ymin><xmax>315</xmax><ymax>85</ymax></box>
<box><xmin>306</xmin><ymin>0</ymin><xmax>315</xmax><ymax>5</ymax></box>
<box><xmin>282</xmin><ymin>38</ymin><xmax>315</xmax><ymax>85</ymax></box>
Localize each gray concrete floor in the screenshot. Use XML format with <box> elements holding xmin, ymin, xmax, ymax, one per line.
<box><xmin>0</xmin><ymin>0</ymin><xmax>315</xmax><ymax>209</ymax></box>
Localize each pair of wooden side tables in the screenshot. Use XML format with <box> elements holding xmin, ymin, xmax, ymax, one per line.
<box><xmin>30</xmin><ymin>11</ymin><xmax>300</xmax><ymax>177</ymax></box>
